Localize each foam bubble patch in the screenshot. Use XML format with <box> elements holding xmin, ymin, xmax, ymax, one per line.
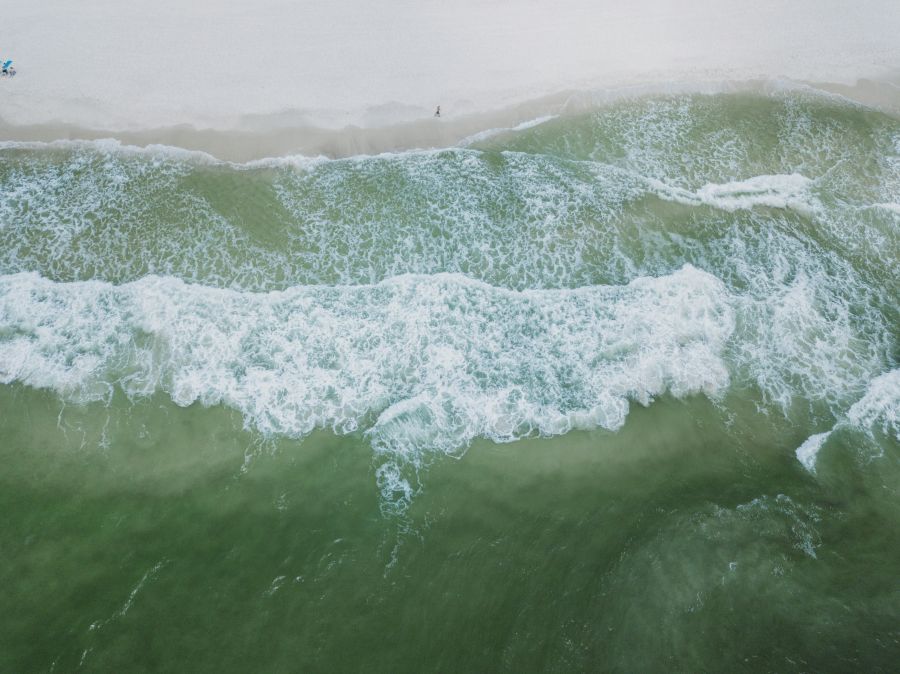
<box><xmin>0</xmin><ymin>266</ymin><xmax>733</xmax><ymax>510</ymax></box>
<box><xmin>650</xmin><ymin>174</ymin><xmax>819</xmax><ymax>215</ymax></box>
<box><xmin>847</xmin><ymin>369</ymin><xmax>900</xmax><ymax>441</ymax></box>
<box><xmin>795</xmin><ymin>432</ymin><xmax>830</xmax><ymax>473</ymax></box>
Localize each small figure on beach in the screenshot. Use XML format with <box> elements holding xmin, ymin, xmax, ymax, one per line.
<box><xmin>434</xmin><ymin>105</ymin><xmax>441</xmax><ymax>118</ymax></box>
<box><xmin>1</xmin><ymin>60</ymin><xmax>15</xmax><ymax>77</ymax></box>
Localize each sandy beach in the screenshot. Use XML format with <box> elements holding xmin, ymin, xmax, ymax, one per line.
<box><xmin>3</xmin><ymin>0</ymin><xmax>900</xmax><ymax>155</ymax></box>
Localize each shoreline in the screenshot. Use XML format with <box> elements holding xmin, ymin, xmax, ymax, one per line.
<box><xmin>3</xmin><ymin>76</ymin><xmax>900</xmax><ymax>162</ymax></box>
<box><xmin>4</xmin><ymin>0</ymin><xmax>900</xmax><ymax>159</ymax></box>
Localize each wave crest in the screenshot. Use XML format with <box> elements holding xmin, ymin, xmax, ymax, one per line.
<box><xmin>1</xmin><ymin>266</ymin><xmax>733</xmax><ymax>509</ymax></box>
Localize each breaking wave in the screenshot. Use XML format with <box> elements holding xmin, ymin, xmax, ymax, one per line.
<box><xmin>1</xmin><ymin>265</ymin><xmax>734</xmax><ymax>509</ymax></box>
<box><xmin>1</xmin><ymin>89</ymin><xmax>897</xmax><ymax>510</ymax></box>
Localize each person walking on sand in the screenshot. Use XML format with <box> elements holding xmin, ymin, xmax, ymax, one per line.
<box><xmin>434</xmin><ymin>105</ymin><xmax>441</xmax><ymax>118</ymax></box>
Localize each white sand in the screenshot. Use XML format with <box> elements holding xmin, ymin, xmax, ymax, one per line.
<box><xmin>2</xmin><ymin>0</ymin><xmax>900</xmax><ymax>133</ymax></box>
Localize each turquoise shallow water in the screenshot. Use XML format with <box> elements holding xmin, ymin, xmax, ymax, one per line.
<box><xmin>0</xmin><ymin>91</ymin><xmax>898</xmax><ymax>671</ymax></box>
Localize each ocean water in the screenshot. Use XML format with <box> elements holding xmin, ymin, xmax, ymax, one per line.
<box><xmin>1</xmin><ymin>91</ymin><xmax>898</xmax><ymax>672</ymax></box>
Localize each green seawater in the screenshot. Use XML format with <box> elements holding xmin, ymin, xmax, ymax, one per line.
<box><xmin>1</xmin><ymin>91</ymin><xmax>898</xmax><ymax>672</ymax></box>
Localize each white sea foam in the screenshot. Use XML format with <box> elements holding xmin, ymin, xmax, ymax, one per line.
<box><xmin>0</xmin><ymin>265</ymin><xmax>733</xmax><ymax>509</ymax></box>
<box><xmin>1</xmin><ymin>141</ymin><xmax>889</xmax><ymax>436</ymax></box>
<box><xmin>0</xmin><ymin>138</ymin><xmax>330</xmax><ymax>171</ymax></box>
<box><xmin>846</xmin><ymin>369</ymin><xmax>900</xmax><ymax>441</ymax></box>
<box><xmin>459</xmin><ymin>115</ymin><xmax>559</xmax><ymax>146</ymax></box>
<box><xmin>872</xmin><ymin>202</ymin><xmax>900</xmax><ymax>215</ymax></box>
<box><xmin>795</xmin><ymin>369</ymin><xmax>899</xmax><ymax>473</ymax></box>
<box><xmin>0</xmin><ymin>138</ymin><xmax>223</xmax><ymax>165</ymax></box>
<box><xmin>795</xmin><ymin>432</ymin><xmax>830</xmax><ymax>473</ymax></box>
<box><xmin>649</xmin><ymin>174</ymin><xmax>818</xmax><ymax>215</ymax></box>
